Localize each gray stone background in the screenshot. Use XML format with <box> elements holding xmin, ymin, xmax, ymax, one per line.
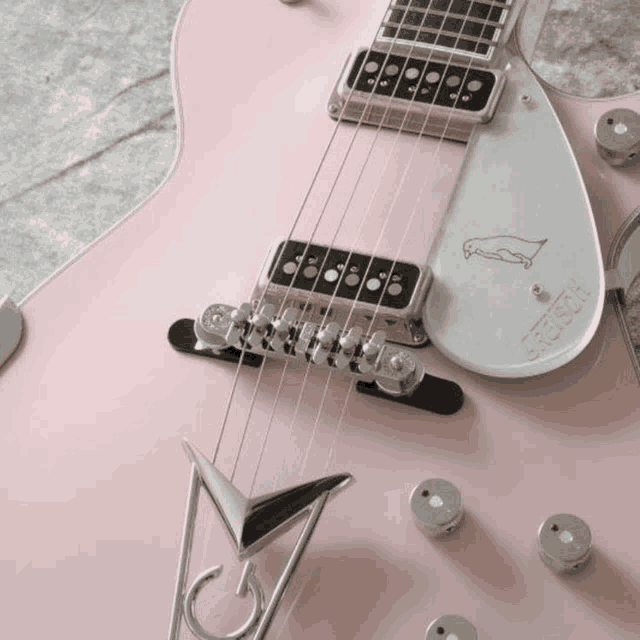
<box><xmin>1</xmin><ymin>0</ymin><xmax>639</xmax><ymax>353</ymax></box>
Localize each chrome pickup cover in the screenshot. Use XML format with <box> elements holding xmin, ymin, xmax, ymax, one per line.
<box><xmin>328</xmin><ymin>47</ymin><xmax>505</xmax><ymax>142</ymax></box>
<box><xmin>251</xmin><ymin>239</ymin><xmax>433</xmax><ymax>347</ymax></box>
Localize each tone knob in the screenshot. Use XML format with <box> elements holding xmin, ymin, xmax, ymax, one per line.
<box><xmin>410</xmin><ymin>478</ymin><xmax>464</xmax><ymax>538</ymax></box>
<box><xmin>595</xmin><ymin>108</ymin><xmax>640</xmax><ymax>168</ymax></box>
<box><xmin>426</xmin><ymin>615</ymin><xmax>477</xmax><ymax>640</ymax></box>
<box><xmin>538</xmin><ymin>513</ymin><xmax>593</xmax><ymax>574</ymax></box>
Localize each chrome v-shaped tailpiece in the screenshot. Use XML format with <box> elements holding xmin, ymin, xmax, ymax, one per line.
<box><xmin>168</xmin><ymin>440</ymin><xmax>353</xmax><ymax>640</ymax></box>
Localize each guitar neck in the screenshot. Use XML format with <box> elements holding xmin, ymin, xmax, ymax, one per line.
<box><xmin>374</xmin><ymin>0</ymin><xmax>520</xmax><ymax>66</ymax></box>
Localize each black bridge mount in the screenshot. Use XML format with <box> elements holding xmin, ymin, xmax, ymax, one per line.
<box><xmin>168</xmin><ymin>318</ymin><xmax>464</xmax><ymax>416</ymax></box>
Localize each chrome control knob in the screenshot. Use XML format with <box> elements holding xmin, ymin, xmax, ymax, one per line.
<box><xmin>426</xmin><ymin>615</ymin><xmax>477</xmax><ymax>640</ymax></box>
<box><xmin>595</xmin><ymin>108</ymin><xmax>640</xmax><ymax>168</ymax></box>
<box><xmin>538</xmin><ymin>513</ymin><xmax>593</xmax><ymax>574</ymax></box>
<box><xmin>410</xmin><ymin>478</ymin><xmax>464</xmax><ymax>538</ymax></box>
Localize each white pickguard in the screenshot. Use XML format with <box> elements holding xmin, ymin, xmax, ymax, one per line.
<box><xmin>424</xmin><ymin>54</ymin><xmax>604</xmax><ymax>377</ymax></box>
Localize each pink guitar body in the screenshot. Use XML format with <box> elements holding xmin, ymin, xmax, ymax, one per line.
<box><xmin>1</xmin><ymin>1</ymin><xmax>640</xmax><ymax>639</ymax></box>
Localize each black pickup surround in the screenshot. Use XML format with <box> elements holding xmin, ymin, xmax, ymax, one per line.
<box><xmin>347</xmin><ymin>49</ymin><xmax>496</xmax><ymax>112</ymax></box>
<box><xmin>267</xmin><ymin>240</ymin><xmax>421</xmax><ymax>311</ymax></box>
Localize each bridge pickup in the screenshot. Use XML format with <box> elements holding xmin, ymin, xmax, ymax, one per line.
<box><xmin>252</xmin><ymin>239</ymin><xmax>432</xmax><ymax>347</ymax></box>
<box><xmin>329</xmin><ymin>48</ymin><xmax>505</xmax><ymax>142</ymax></box>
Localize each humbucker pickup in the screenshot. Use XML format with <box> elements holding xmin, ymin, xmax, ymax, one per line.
<box><xmin>329</xmin><ymin>47</ymin><xmax>505</xmax><ymax>142</ymax></box>
<box><xmin>251</xmin><ymin>239</ymin><xmax>433</xmax><ymax>346</ymax></box>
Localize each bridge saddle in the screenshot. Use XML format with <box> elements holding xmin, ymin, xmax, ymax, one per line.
<box><xmin>194</xmin><ymin>302</ymin><xmax>423</xmax><ymax>396</ymax></box>
<box><xmin>167</xmin><ymin>303</ymin><xmax>464</xmax><ymax>415</ymax></box>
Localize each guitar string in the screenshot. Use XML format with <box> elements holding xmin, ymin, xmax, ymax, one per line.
<box><xmin>174</xmin><ymin>0</ymin><xmax>509</xmax><ymax>632</ymax></box>
<box><xmin>180</xmin><ymin>2</ymin><xmax>428</xmax><ymax>609</ymax></box>
<box><xmin>224</xmin><ymin>0</ymin><xmax>505</xmax><ymax>483</ymax></box>
<box><xmin>184</xmin><ymin>0</ymin><xmax>506</xmax><ymax>617</ymax></box>
<box><xmin>245</xmin><ymin>0</ymin><xmax>481</xmax><ymax>496</ymax></box>
<box><xmin>173</xmin><ymin>4</ymin><xmax>408</xmax><ymax>610</ymax></box>
<box><xmin>293</xmin><ymin>0</ymin><xmax>495</xmax><ymax>479</ymax></box>
<box><xmin>319</xmin><ymin>3</ymin><xmax>511</xmax><ymax>479</ymax></box>
<box><xmin>244</xmin><ymin>0</ymin><xmax>508</xmax><ymax>521</ymax></box>
<box><xmin>206</xmin><ymin>0</ymin><xmax>414</xmax><ymax>483</ymax></box>
<box><xmin>232</xmin><ymin>0</ymin><xmax>443</xmax><ymax>495</ymax></box>
<box><xmin>273</xmin><ymin>1</ymin><xmax>509</xmax><ymax>626</ymax></box>
<box><xmin>211</xmin><ymin>0</ymin><xmax>510</xmax><ymax>490</ymax></box>
<box><xmin>233</xmin><ymin>0</ymin><xmax>509</xmax><ymax>499</ymax></box>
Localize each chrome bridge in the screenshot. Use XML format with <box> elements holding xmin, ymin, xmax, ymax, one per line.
<box><xmin>167</xmin><ymin>304</ymin><xmax>464</xmax><ymax>415</ymax></box>
<box><xmin>196</xmin><ymin>302</ymin><xmax>424</xmax><ymax>397</ymax></box>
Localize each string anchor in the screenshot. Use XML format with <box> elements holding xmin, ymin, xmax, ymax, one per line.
<box><xmin>168</xmin><ymin>440</ymin><xmax>353</xmax><ymax>640</ymax></box>
<box><xmin>168</xmin><ymin>304</ymin><xmax>464</xmax><ymax>415</ymax></box>
<box><xmin>183</xmin><ymin>562</ymin><xmax>265</xmax><ymax>640</ymax></box>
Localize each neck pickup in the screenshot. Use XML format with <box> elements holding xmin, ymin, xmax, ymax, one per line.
<box><xmin>328</xmin><ymin>47</ymin><xmax>505</xmax><ymax>142</ymax></box>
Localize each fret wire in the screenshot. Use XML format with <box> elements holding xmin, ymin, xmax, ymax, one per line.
<box><xmin>385</xmin><ymin>7</ymin><xmax>508</xmax><ymax>29</ymax></box>
<box><xmin>382</xmin><ymin>0</ymin><xmax>511</xmax><ymax>54</ymax></box>
<box><xmin>380</xmin><ymin>22</ymin><xmax>501</xmax><ymax>46</ymax></box>
<box><xmin>393</xmin><ymin>0</ymin><xmax>511</xmax><ymax>10</ymax></box>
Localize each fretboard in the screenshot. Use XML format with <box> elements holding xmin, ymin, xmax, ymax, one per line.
<box><xmin>376</xmin><ymin>0</ymin><xmax>513</xmax><ymax>63</ymax></box>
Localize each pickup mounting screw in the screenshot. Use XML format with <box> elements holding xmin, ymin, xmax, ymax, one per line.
<box><xmin>520</xmin><ymin>92</ymin><xmax>532</xmax><ymax>104</ymax></box>
<box><xmin>328</xmin><ymin>102</ymin><xmax>343</xmax><ymax>115</ymax></box>
<box><xmin>531</xmin><ymin>283</ymin><xmax>545</xmax><ymax>297</ymax></box>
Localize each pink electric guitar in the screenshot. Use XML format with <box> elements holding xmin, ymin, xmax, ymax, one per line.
<box><xmin>2</xmin><ymin>0</ymin><xmax>640</xmax><ymax>639</ymax></box>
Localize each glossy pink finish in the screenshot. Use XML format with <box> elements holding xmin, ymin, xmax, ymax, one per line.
<box><xmin>1</xmin><ymin>1</ymin><xmax>639</xmax><ymax>639</ymax></box>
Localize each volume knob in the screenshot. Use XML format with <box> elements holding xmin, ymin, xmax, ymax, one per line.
<box><xmin>538</xmin><ymin>513</ymin><xmax>593</xmax><ymax>574</ymax></box>
<box><xmin>426</xmin><ymin>615</ymin><xmax>477</xmax><ymax>640</ymax></box>
<box><xmin>410</xmin><ymin>478</ymin><xmax>464</xmax><ymax>538</ymax></box>
<box><xmin>595</xmin><ymin>108</ymin><xmax>640</xmax><ymax>168</ymax></box>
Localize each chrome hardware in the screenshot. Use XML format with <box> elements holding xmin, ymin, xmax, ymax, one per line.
<box><xmin>595</xmin><ymin>108</ymin><xmax>640</xmax><ymax>168</ymax></box>
<box><xmin>327</xmin><ymin>101</ymin><xmax>343</xmax><ymax>116</ymax></box>
<box><xmin>269</xmin><ymin>307</ymin><xmax>298</xmax><ymax>352</ymax></box>
<box><xmin>520</xmin><ymin>91</ymin><xmax>533</xmax><ymax>104</ymax></box>
<box><xmin>193</xmin><ymin>303</ymin><xmax>427</xmax><ymax>398</ymax></box>
<box><xmin>359</xmin><ymin>330</ymin><xmax>387</xmax><ymax>374</ymax></box>
<box><xmin>247</xmin><ymin>303</ymin><xmax>275</xmax><ymax>349</ymax></box>
<box><xmin>312</xmin><ymin>322</ymin><xmax>340</xmax><ymax>365</ymax></box>
<box><xmin>375</xmin><ymin>348</ymin><xmax>421</xmax><ymax>395</ymax></box>
<box><xmin>606</xmin><ymin>206</ymin><xmax>640</xmax><ymax>385</ymax></box>
<box><xmin>410</xmin><ymin>478</ymin><xmax>464</xmax><ymax>538</ymax></box>
<box><xmin>329</xmin><ymin>48</ymin><xmax>506</xmax><ymax>143</ymax></box>
<box><xmin>538</xmin><ymin>513</ymin><xmax>593</xmax><ymax>574</ymax></box>
<box><xmin>253</xmin><ymin>239</ymin><xmax>433</xmax><ymax>348</ymax></box>
<box><xmin>226</xmin><ymin>302</ymin><xmax>252</xmax><ymax>345</ymax></box>
<box><xmin>194</xmin><ymin>303</ymin><xmax>236</xmax><ymax>352</ymax></box>
<box><xmin>295</xmin><ymin>321</ymin><xmax>318</xmax><ymax>360</ymax></box>
<box><xmin>531</xmin><ymin>283</ymin><xmax>545</xmax><ymax>298</ymax></box>
<box><xmin>183</xmin><ymin>562</ymin><xmax>265</xmax><ymax>640</ymax></box>
<box><xmin>334</xmin><ymin>326</ymin><xmax>364</xmax><ymax>371</ymax></box>
<box><xmin>168</xmin><ymin>440</ymin><xmax>353</xmax><ymax>640</ymax></box>
<box><xmin>426</xmin><ymin>615</ymin><xmax>478</xmax><ymax>640</ymax></box>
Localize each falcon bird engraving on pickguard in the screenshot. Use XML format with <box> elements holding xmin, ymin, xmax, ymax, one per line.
<box><xmin>462</xmin><ymin>235</ymin><xmax>548</xmax><ymax>269</ymax></box>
